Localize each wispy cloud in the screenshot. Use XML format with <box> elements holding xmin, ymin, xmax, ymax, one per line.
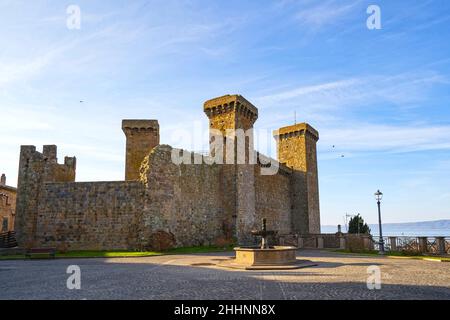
<box><xmin>255</xmin><ymin>71</ymin><xmax>447</xmax><ymax>115</ymax></box>
<box><xmin>253</xmin><ymin>69</ymin><xmax>450</xmax><ymax>158</ymax></box>
<box><xmin>0</xmin><ymin>48</ymin><xmax>60</xmax><ymax>88</ymax></box>
<box><xmin>256</xmin><ymin>78</ymin><xmax>359</xmax><ymax>105</ymax></box>
<box><xmin>293</xmin><ymin>0</ymin><xmax>361</xmax><ymax>31</ymax></box>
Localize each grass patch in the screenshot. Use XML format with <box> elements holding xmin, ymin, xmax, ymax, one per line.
<box><xmin>0</xmin><ymin>245</ymin><xmax>234</xmax><ymax>260</ymax></box>
<box><xmin>332</xmin><ymin>249</ymin><xmax>379</xmax><ymax>256</ymax></box>
<box><xmin>0</xmin><ymin>255</ymin><xmax>26</xmax><ymax>260</ymax></box>
<box><xmin>163</xmin><ymin>245</ymin><xmax>234</xmax><ymax>255</ymax></box>
<box><xmin>56</xmin><ymin>251</ymin><xmax>162</xmax><ymax>258</ymax></box>
<box><xmin>331</xmin><ymin>249</ymin><xmax>450</xmax><ymax>262</ymax></box>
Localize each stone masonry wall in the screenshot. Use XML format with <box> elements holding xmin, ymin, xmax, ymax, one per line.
<box><xmin>139</xmin><ymin>145</ymin><xmax>227</xmax><ymax>249</ymax></box>
<box><xmin>304</xmin><ymin>133</ymin><xmax>321</xmax><ymax>234</ymax></box>
<box><xmin>35</xmin><ymin>181</ymin><xmax>145</xmax><ymax>251</ymax></box>
<box><xmin>15</xmin><ymin>145</ymin><xmax>76</xmax><ymax>248</ymax></box>
<box><xmin>255</xmin><ymin>166</ymin><xmax>292</xmax><ymax>235</ymax></box>
<box><xmin>18</xmin><ymin>143</ymin><xmax>299</xmax><ymax>250</ymax></box>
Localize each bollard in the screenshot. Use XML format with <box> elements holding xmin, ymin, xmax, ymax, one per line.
<box><xmin>317</xmin><ymin>237</ymin><xmax>324</xmax><ymax>249</ymax></box>
<box><xmin>436</xmin><ymin>237</ymin><xmax>445</xmax><ymax>255</ymax></box>
<box><xmin>418</xmin><ymin>237</ymin><xmax>428</xmax><ymax>254</ymax></box>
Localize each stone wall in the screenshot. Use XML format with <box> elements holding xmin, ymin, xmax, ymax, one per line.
<box><xmin>140</xmin><ymin>145</ymin><xmax>227</xmax><ymax>249</ymax></box>
<box><xmin>15</xmin><ymin>145</ymin><xmax>76</xmax><ymax>248</ymax></box>
<box><xmin>35</xmin><ymin>181</ymin><xmax>145</xmax><ymax>251</ymax></box>
<box><xmin>15</xmin><ymin>143</ymin><xmax>311</xmax><ymax>250</ymax></box>
<box><xmin>255</xmin><ymin>166</ymin><xmax>292</xmax><ymax>235</ymax></box>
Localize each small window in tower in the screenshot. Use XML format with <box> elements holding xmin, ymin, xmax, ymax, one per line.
<box><xmin>1</xmin><ymin>217</ymin><xmax>8</xmax><ymax>232</ymax></box>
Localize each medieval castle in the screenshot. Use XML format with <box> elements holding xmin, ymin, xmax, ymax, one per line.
<box><xmin>14</xmin><ymin>94</ymin><xmax>320</xmax><ymax>250</ymax></box>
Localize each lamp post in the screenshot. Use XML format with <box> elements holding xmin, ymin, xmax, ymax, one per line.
<box><xmin>374</xmin><ymin>190</ymin><xmax>385</xmax><ymax>254</ymax></box>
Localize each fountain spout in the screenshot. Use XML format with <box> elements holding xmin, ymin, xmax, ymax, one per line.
<box><xmin>251</xmin><ymin>218</ymin><xmax>275</xmax><ymax>249</ymax></box>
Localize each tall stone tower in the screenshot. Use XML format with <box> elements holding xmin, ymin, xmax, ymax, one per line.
<box><xmin>273</xmin><ymin>123</ymin><xmax>320</xmax><ymax>234</ymax></box>
<box><xmin>203</xmin><ymin>94</ymin><xmax>258</xmax><ymax>163</ymax></box>
<box><xmin>122</xmin><ymin>120</ymin><xmax>159</xmax><ymax>181</ymax></box>
<box><xmin>203</xmin><ymin>95</ymin><xmax>258</xmax><ymax>244</ymax></box>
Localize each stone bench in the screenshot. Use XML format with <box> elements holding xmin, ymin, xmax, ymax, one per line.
<box><xmin>25</xmin><ymin>247</ymin><xmax>56</xmax><ymax>259</ymax></box>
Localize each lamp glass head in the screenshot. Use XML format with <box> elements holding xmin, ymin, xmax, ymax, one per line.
<box><xmin>374</xmin><ymin>190</ymin><xmax>383</xmax><ymax>202</ymax></box>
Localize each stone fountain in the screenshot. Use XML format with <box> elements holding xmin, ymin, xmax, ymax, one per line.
<box><xmin>219</xmin><ymin>218</ymin><xmax>316</xmax><ymax>270</ymax></box>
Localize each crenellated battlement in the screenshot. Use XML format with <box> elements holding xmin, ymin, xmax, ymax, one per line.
<box><xmin>273</xmin><ymin>123</ymin><xmax>319</xmax><ymax>142</ymax></box>
<box><xmin>204</xmin><ymin>94</ymin><xmax>258</xmax><ymax>124</ymax></box>
<box><xmin>122</xmin><ymin>120</ymin><xmax>159</xmax><ymax>134</ymax></box>
<box><xmin>18</xmin><ymin>145</ymin><xmax>76</xmax><ymax>181</ymax></box>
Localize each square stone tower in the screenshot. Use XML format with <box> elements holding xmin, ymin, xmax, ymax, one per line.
<box><xmin>273</xmin><ymin>123</ymin><xmax>320</xmax><ymax>234</ymax></box>
<box><xmin>203</xmin><ymin>94</ymin><xmax>258</xmax><ymax>163</ymax></box>
<box><xmin>203</xmin><ymin>94</ymin><xmax>258</xmax><ymax>244</ymax></box>
<box><xmin>122</xmin><ymin>120</ymin><xmax>159</xmax><ymax>181</ymax></box>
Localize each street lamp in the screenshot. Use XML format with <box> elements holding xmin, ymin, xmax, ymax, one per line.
<box><xmin>374</xmin><ymin>190</ymin><xmax>385</xmax><ymax>254</ymax></box>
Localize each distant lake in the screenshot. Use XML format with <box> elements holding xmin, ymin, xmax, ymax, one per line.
<box><xmin>321</xmin><ymin>224</ymin><xmax>450</xmax><ymax>237</ymax></box>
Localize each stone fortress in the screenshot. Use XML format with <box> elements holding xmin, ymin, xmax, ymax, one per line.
<box><xmin>15</xmin><ymin>94</ymin><xmax>320</xmax><ymax>251</ymax></box>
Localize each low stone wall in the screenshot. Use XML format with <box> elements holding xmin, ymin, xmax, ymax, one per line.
<box><xmin>279</xmin><ymin>233</ymin><xmax>374</xmax><ymax>251</ymax></box>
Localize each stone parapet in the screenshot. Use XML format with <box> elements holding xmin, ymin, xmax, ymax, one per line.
<box><xmin>204</xmin><ymin>94</ymin><xmax>258</xmax><ymax>122</ymax></box>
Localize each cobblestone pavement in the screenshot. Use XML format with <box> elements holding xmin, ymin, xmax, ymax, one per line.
<box><xmin>1</xmin><ymin>250</ymin><xmax>449</xmax><ymax>300</ymax></box>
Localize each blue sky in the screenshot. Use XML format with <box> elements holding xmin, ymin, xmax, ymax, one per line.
<box><xmin>1</xmin><ymin>0</ymin><xmax>450</xmax><ymax>225</ymax></box>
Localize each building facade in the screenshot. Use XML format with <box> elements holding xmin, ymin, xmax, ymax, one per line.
<box><xmin>0</xmin><ymin>174</ymin><xmax>17</xmax><ymax>233</ymax></box>
<box><xmin>14</xmin><ymin>95</ymin><xmax>320</xmax><ymax>250</ymax></box>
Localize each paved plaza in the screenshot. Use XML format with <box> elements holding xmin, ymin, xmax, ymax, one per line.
<box><xmin>1</xmin><ymin>250</ymin><xmax>449</xmax><ymax>300</ymax></box>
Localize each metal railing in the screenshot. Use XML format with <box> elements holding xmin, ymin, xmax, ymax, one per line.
<box><xmin>372</xmin><ymin>236</ymin><xmax>450</xmax><ymax>255</ymax></box>
<box><xmin>290</xmin><ymin>234</ymin><xmax>450</xmax><ymax>255</ymax></box>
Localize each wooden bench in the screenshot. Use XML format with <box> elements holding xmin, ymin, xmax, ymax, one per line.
<box><xmin>25</xmin><ymin>248</ymin><xmax>56</xmax><ymax>259</ymax></box>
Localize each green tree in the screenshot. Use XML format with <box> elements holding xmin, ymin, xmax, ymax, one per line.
<box><xmin>348</xmin><ymin>214</ymin><xmax>371</xmax><ymax>234</ymax></box>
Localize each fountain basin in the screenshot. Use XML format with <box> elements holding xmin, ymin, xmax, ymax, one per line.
<box><xmin>219</xmin><ymin>246</ymin><xmax>317</xmax><ymax>270</ymax></box>
<box><xmin>235</xmin><ymin>246</ymin><xmax>297</xmax><ymax>266</ymax></box>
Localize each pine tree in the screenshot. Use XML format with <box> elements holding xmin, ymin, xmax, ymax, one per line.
<box><xmin>348</xmin><ymin>214</ymin><xmax>371</xmax><ymax>234</ymax></box>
